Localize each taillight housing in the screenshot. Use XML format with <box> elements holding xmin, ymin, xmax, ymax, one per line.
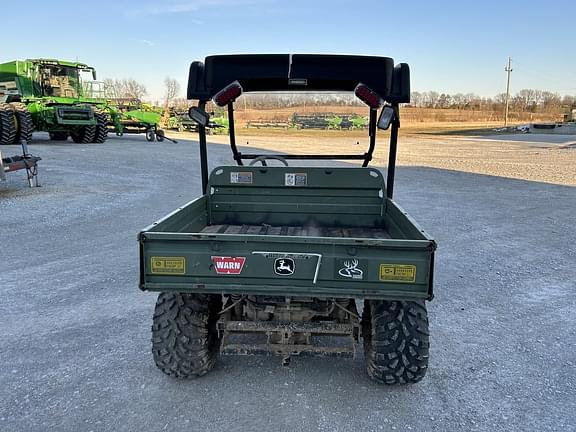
<box><xmin>213</xmin><ymin>81</ymin><xmax>243</xmax><ymax>106</ymax></box>
<box><xmin>354</xmin><ymin>83</ymin><xmax>383</xmax><ymax>109</ymax></box>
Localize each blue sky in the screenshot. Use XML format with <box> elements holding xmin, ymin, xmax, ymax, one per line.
<box><xmin>2</xmin><ymin>0</ymin><xmax>574</xmax><ymax>101</ymax></box>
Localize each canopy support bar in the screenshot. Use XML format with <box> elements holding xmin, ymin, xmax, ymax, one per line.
<box><xmin>362</xmin><ymin>108</ymin><xmax>377</xmax><ymax>167</ymax></box>
<box><xmin>227</xmin><ymin>102</ymin><xmax>243</xmax><ymax>165</ymax></box>
<box><xmin>198</xmin><ymin>101</ymin><xmax>209</xmax><ymax>194</ymax></box>
<box><xmin>386</xmin><ymin>104</ymin><xmax>400</xmax><ymax>199</ymax></box>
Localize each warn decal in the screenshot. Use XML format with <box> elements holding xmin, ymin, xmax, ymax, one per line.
<box><xmin>211</xmin><ymin>256</ymin><xmax>246</xmax><ymax>275</ymax></box>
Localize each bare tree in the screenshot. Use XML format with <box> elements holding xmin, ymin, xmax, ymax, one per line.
<box><xmin>410</xmin><ymin>91</ymin><xmax>423</xmax><ymax>107</ymax></box>
<box><xmin>103</xmin><ymin>78</ymin><xmax>147</xmax><ymax>100</ymax></box>
<box><xmin>541</xmin><ymin>91</ymin><xmax>561</xmax><ymax>112</ymax></box>
<box><xmin>163</xmin><ymin>77</ymin><xmax>181</xmax><ymax>107</ymax></box>
<box><xmin>103</xmin><ymin>78</ymin><xmax>120</xmax><ymax>99</ymax></box>
<box><xmin>561</xmin><ymin>95</ymin><xmax>575</xmax><ymax>107</ymax></box>
<box><xmin>494</xmin><ymin>93</ymin><xmax>507</xmax><ymax>105</ymax></box>
<box><xmin>122</xmin><ymin>79</ymin><xmax>147</xmax><ymax>99</ymax></box>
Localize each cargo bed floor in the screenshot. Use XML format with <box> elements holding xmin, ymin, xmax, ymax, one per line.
<box><xmin>200</xmin><ymin>224</ymin><xmax>391</xmax><ymax>239</ymax></box>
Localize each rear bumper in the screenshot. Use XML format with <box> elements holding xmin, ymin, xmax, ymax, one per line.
<box><xmin>218</xmin><ymin>320</ymin><xmax>358</xmax><ymax>358</ymax></box>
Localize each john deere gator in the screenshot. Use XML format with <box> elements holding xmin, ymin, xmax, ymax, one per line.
<box><xmin>0</xmin><ymin>59</ymin><xmax>108</xmax><ymax>144</ymax></box>
<box><xmin>139</xmin><ymin>54</ymin><xmax>436</xmax><ymax>385</ymax></box>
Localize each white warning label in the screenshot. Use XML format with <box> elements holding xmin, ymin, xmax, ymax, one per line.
<box><xmin>285</xmin><ymin>173</ymin><xmax>307</xmax><ymax>186</ymax></box>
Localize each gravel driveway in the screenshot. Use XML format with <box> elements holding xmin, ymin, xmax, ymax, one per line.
<box><xmin>1</xmin><ymin>134</ymin><xmax>574</xmax><ymax>431</ymax></box>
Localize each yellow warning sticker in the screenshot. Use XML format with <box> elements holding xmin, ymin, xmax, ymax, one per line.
<box><xmin>379</xmin><ymin>264</ymin><xmax>416</xmax><ymax>283</ymax></box>
<box><xmin>151</xmin><ymin>256</ymin><xmax>186</xmax><ymax>275</ymax></box>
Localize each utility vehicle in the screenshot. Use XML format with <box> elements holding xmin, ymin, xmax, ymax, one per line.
<box><xmin>139</xmin><ymin>54</ymin><xmax>436</xmax><ymax>385</ymax></box>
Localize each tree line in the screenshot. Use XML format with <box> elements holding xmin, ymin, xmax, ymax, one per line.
<box><xmin>409</xmin><ymin>90</ymin><xmax>574</xmax><ymax>114</ymax></box>
<box><xmin>102</xmin><ymin>77</ymin><xmax>181</xmax><ymax>109</ymax></box>
<box><xmin>99</xmin><ymin>77</ymin><xmax>574</xmax><ymax>116</ymax></box>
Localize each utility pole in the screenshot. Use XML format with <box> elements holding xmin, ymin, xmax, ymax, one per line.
<box><xmin>504</xmin><ymin>57</ymin><xmax>513</xmax><ymax>126</ymax></box>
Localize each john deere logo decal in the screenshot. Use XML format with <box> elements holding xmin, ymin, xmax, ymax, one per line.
<box><xmin>274</xmin><ymin>258</ymin><xmax>295</xmax><ymax>275</ymax></box>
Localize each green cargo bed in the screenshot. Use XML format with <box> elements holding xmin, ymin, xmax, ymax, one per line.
<box><xmin>139</xmin><ymin>166</ymin><xmax>435</xmax><ymax>300</ymax></box>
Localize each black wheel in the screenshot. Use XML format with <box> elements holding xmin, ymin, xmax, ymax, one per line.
<box><xmin>0</xmin><ymin>103</ymin><xmax>17</xmax><ymax>145</ymax></box>
<box><xmin>10</xmin><ymin>103</ymin><xmax>33</xmax><ymax>144</ymax></box>
<box><xmin>92</xmin><ymin>109</ymin><xmax>108</xmax><ymax>143</ymax></box>
<box><xmin>363</xmin><ymin>300</ymin><xmax>429</xmax><ymax>385</ymax></box>
<box><xmin>70</xmin><ymin>125</ymin><xmax>96</xmax><ymax>143</ymax></box>
<box><xmin>156</xmin><ymin>129</ymin><xmax>165</xmax><ymax>142</ymax></box>
<box><xmin>145</xmin><ymin>129</ymin><xmax>155</xmax><ymax>142</ymax></box>
<box><xmin>49</xmin><ymin>131</ymin><xmax>69</xmax><ymax>141</ymax></box>
<box><xmin>152</xmin><ymin>293</ymin><xmax>222</xmax><ymax>378</ymax></box>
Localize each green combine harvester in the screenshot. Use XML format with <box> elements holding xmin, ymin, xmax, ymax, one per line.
<box><xmin>0</xmin><ymin>58</ymin><xmax>108</xmax><ymax>144</ymax></box>
<box><xmin>0</xmin><ymin>58</ymin><xmax>173</xmax><ymax>144</ymax></box>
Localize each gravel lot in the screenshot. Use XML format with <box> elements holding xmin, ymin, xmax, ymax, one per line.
<box><xmin>1</xmin><ymin>132</ymin><xmax>575</xmax><ymax>431</ymax></box>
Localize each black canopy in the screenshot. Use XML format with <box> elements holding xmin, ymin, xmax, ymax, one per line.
<box><xmin>187</xmin><ymin>54</ymin><xmax>410</xmax><ymax>103</ymax></box>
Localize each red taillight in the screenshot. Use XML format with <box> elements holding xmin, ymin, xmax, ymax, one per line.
<box><xmin>354</xmin><ymin>83</ymin><xmax>383</xmax><ymax>109</ymax></box>
<box><xmin>213</xmin><ymin>81</ymin><xmax>243</xmax><ymax>106</ymax></box>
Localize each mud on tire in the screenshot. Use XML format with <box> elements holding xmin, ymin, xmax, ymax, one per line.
<box><xmin>363</xmin><ymin>300</ymin><xmax>429</xmax><ymax>385</ymax></box>
<box><xmin>152</xmin><ymin>293</ymin><xmax>222</xmax><ymax>378</ymax></box>
<box><xmin>0</xmin><ymin>103</ymin><xmax>17</xmax><ymax>145</ymax></box>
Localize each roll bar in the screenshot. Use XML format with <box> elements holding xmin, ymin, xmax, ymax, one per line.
<box><xmin>188</xmin><ymin>54</ymin><xmax>409</xmax><ymax>200</ymax></box>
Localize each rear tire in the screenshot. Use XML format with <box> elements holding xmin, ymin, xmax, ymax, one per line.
<box><xmin>0</xmin><ymin>103</ymin><xmax>17</xmax><ymax>145</ymax></box>
<box><xmin>92</xmin><ymin>109</ymin><xmax>108</xmax><ymax>143</ymax></box>
<box><xmin>10</xmin><ymin>103</ymin><xmax>33</xmax><ymax>144</ymax></box>
<box><xmin>363</xmin><ymin>300</ymin><xmax>429</xmax><ymax>385</ymax></box>
<box><xmin>145</xmin><ymin>129</ymin><xmax>155</xmax><ymax>142</ymax></box>
<box><xmin>152</xmin><ymin>293</ymin><xmax>222</xmax><ymax>378</ymax></box>
<box><xmin>70</xmin><ymin>125</ymin><xmax>96</xmax><ymax>143</ymax></box>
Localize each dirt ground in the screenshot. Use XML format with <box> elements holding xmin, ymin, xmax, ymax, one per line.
<box><xmin>205</xmin><ymin>131</ymin><xmax>576</xmax><ymax>186</ymax></box>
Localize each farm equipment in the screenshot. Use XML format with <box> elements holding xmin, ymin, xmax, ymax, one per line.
<box><xmin>106</xmin><ymin>99</ymin><xmax>167</xmax><ymax>142</ymax></box>
<box><xmin>0</xmin><ymin>59</ymin><xmax>108</xmax><ymax>144</ymax></box>
<box><xmin>167</xmin><ymin>110</ymin><xmax>229</xmax><ymax>135</ymax></box>
<box><xmin>0</xmin><ymin>105</ymin><xmax>40</xmax><ymax>187</ymax></box>
<box><xmin>139</xmin><ymin>54</ymin><xmax>435</xmax><ymax>385</ymax></box>
<box><xmin>291</xmin><ymin>113</ymin><xmax>368</xmax><ymax>130</ymax></box>
<box><xmin>166</xmin><ymin>110</ymin><xmax>197</xmax><ymax>132</ymax></box>
<box><xmin>0</xmin><ymin>146</ymin><xmax>40</xmax><ymax>187</ymax></box>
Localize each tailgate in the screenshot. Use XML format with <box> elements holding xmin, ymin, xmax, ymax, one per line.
<box><xmin>139</xmin><ymin>232</ymin><xmax>435</xmax><ymax>300</ymax></box>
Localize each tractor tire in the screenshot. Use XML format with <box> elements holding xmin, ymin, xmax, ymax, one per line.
<box><xmin>363</xmin><ymin>300</ymin><xmax>429</xmax><ymax>385</ymax></box>
<box><xmin>49</xmin><ymin>132</ymin><xmax>69</xmax><ymax>141</ymax></box>
<box><xmin>152</xmin><ymin>292</ymin><xmax>222</xmax><ymax>378</ymax></box>
<box><xmin>0</xmin><ymin>103</ymin><xmax>17</xmax><ymax>145</ymax></box>
<box><xmin>10</xmin><ymin>103</ymin><xmax>34</xmax><ymax>144</ymax></box>
<box><xmin>92</xmin><ymin>109</ymin><xmax>108</xmax><ymax>143</ymax></box>
<box><xmin>70</xmin><ymin>125</ymin><xmax>96</xmax><ymax>144</ymax></box>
